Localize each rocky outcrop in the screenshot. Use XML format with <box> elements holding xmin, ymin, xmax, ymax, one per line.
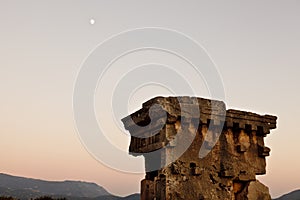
<box><xmin>122</xmin><ymin>97</ymin><xmax>277</xmax><ymax>200</ymax></box>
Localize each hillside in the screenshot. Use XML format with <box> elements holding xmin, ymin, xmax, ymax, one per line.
<box><xmin>0</xmin><ymin>173</ymin><xmax>139</xmax><ymax>200</ymax></box>
<box><xmin>274</xmin><ymin>189</ymin><xmax>300</xmax><ymax>200</ymax></box>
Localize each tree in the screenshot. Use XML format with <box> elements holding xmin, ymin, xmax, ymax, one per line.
<box><xmin>0</xmin><ymin>197</ymin><xmax>18</xmax><ymax>200</ymax></box>
<box><xmin>33</xmin><ymin>197</ymin><xmax>66</xmax><ymax>200</ymax></box>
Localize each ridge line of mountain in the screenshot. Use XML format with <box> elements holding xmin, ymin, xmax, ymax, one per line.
<box><xmin>0</xmin><ymin>173</ymin><xmax>139</xmax><ymax>200</ymax></box>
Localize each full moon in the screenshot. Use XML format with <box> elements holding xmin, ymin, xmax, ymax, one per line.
<box><xmin>90</xmin><ymin>19</ymin><xmax>95</xmax><ymax>25</ymax></box>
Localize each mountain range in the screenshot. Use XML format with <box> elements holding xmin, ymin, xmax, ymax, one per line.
<box><xmin>0</xmin><ymin>173</ymin><xmax>139</xmax><ymax>200</ymax></box>
<box><xmin>273</xmin><ymin>189</ymin><xmax>300</xmax><ymax>200</ymax></box>
<box><xmin>1</xmin><ymin>173</ymin><xmax>299</xmax><ymax>200</ymax></box>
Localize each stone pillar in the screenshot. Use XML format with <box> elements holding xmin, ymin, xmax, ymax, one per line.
<box><xmin>122</xmin><ymin>97</ymin><xmax>277</xmax><ymax>200</ymax></box>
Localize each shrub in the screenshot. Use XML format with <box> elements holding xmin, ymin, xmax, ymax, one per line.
<box><xmin>34</xmin><ymin>197</ymin><xmax>66</xmax><ymax>200</ymax></box>
<box><xmin>0</xmin><ymin>197</ymin><xmax>18</xmax><ymax>200</ymax></box>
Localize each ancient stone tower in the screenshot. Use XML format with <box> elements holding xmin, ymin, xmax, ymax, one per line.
<box><xmin>122</xmin><ymin>97</ymin><xmax>277</xmax><ymax>200</ymax></box>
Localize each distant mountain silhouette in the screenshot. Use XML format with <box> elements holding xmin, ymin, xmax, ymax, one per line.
<box><xmin>0</xmin><ymin>173</ymin><xmax>139</xmax><ymax>200</ymax></box>
<box><xmin>274</xmin><ymin>189</ymin><xmax>300</xmax><ymax>200</ymax></box>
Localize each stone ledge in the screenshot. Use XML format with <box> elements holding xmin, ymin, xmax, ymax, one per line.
<box><xmin>122</xmin><ymin>96</ymin><xmax>277</xmax><ymax>135</ymax></box>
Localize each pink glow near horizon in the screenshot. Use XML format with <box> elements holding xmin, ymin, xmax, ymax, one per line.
<box><xmin>1</xmin><ymin>1</ymin><xmax>300</xmax><ymax>199</ymax></box>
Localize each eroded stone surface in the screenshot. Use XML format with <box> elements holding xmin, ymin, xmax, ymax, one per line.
<box><xmin>122</xmin><ymin>97</ymin><xmax>277</xmax><ymax>200</ymax></box>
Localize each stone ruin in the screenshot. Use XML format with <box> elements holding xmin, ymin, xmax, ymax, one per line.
<box><xmin>122</xmin><ymin>97</ymin><xmax>277</xmax><ymax>200</ymax></box>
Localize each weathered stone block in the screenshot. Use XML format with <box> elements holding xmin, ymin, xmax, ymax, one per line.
<box><xmin>122</xmin><ymin>97</ymin><xmax>277</xmax><ymax>200</ymax></box>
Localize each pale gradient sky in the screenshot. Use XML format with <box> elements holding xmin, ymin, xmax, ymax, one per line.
<box><xmin>1</xmin><ymin>1</ymin><xmax>300</xmax><ymax>198</ymax></box>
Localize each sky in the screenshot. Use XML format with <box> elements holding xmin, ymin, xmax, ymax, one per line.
<box><xmin>0</xmin><ymin>1</ymin><xmax>300</xmax><ymax>198</ymax></box>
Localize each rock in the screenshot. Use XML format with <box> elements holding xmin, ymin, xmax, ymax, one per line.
<box><xmin>122</xmin><ymin>97</ymin><xmax>277</xmax><ymax>200</ymax></box>
<box><xmin>247</xmin><ymin>180</ymin><xmax>271</xmax><ymax>200</ymax></box>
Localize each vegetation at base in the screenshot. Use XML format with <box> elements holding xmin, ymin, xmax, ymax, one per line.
<box><xmin>0</xmin><ymin>196</ymin><xmax>66</xmax><ymax>200</ymax></box>
<box><xmin>34</xmin><ymin>197</ymin><xmax>66</xmax><ymax>200</ymax></box>
<box><xmin>0</xmin><ymin>197</ymin><xmax>16</xmax><ymax>200</ymax></box>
